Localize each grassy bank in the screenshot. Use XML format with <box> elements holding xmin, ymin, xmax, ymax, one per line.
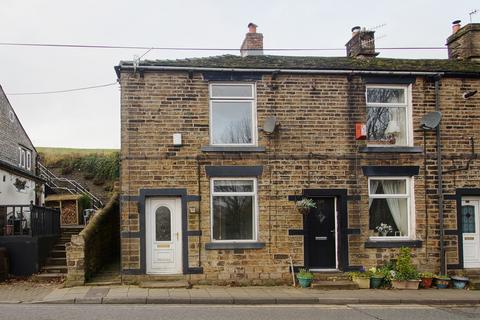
<box><xmin>38</xmin><ymin>147</ymin><xmax>120</xmax><ymax>185</ymax></box>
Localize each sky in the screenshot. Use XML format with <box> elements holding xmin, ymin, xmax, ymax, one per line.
<box><xmin>1</xmin><ymin>0</ymin><xmax>479</xmax><ymax>149</ymax></box>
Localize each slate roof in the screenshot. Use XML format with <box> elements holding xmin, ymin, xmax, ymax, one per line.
<box><xmin>118</xmin><ymin>54</ymin><xmax>480</xmax><ymax>75</ymax></box>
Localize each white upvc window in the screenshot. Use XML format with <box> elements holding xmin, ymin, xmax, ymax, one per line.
<box><xmin>368</xmin><ymin>177</ymin><xmax>415</xmax><ymax>240</ymax></box>
<box><xmin>366</xmin><ymin>85</ymin><xmax>412</xmax><ymax>146</ymax></box>
<box><xmin>209</xmin><ymin>83</ymin><xmax>257</xmax><ymax>146</ymax></box>
<box><xmin>210</xmin><ymin>178</ymin><xmax>258</xmax><ymax>241</ymax></box>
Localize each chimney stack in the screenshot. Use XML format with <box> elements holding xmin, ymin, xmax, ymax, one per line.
<box><xmin>240</xmin><ymin>22</ymin><xmax>263</xmax><ymax>57</ymax></box>
<box><xmin>447</xmin><ymin>21</ymin><xmax>480</xmax><ymax>61</ymax></box>
<box><xmin>345</xmin><ymin>26</ymin><xmax>378</xmax><ymax>59</ymax></box>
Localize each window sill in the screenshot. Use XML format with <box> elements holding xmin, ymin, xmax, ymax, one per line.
<box><xmin>364</xmin><ymin>239</ymin><xmax>422</xmax><ymax>248</ymax></box>
<box><xmin>205</xmin><ymin>242</ymin><xmax>265</xmax><ymax>250</ymax></box>
<box><xmin>201</xmin><ymin>146</ymin><xmax>266</xmax><ymax>153</ymax></box>
<box><xmin>359</xmin><ymin>146</ymin><xmax>423</xmax><ymax>153</ymax></box>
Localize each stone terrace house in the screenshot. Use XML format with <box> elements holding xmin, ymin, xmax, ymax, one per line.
<box><xmin>115</xmin><ymin>22</ymin><xmax>480</xmax><ymax>284</ymax></box>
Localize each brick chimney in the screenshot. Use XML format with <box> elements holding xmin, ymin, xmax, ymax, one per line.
<box><xmin>345</xmin><ymin>26</ymin><xmax>378</xmax><ymax>59</ymax></box>
<box><xmin>447</xmin><ymin>20</ymin><xmax>480</xmax><ymax>61</ymax></box>
<box><xmin>240</xmin><ymin>23</ymin><xmax>263</xmax><ymax>57</ymax></box>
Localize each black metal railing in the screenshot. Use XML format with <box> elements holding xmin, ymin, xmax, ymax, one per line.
<box><xmin>0</xmin><ymin>202</ymin><xmax>60</xmax><ymax>237</ymax></box>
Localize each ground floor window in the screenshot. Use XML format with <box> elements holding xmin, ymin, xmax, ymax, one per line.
<box><xmin>211</xmin><ymin>178</ymin><xmax>257</xmax><ymax>241</ymax></box>
<box><xmin>368</xmin><ymin>177</ymin><xmax>413</xmax><ymax>239</ymax></box>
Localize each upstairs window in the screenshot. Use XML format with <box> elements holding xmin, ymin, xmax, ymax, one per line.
<box><xmin>366</xmin><ymin>85</ymin><xmax>411</xmax><ymax>146</ymax></box>
<box><xmin>209</xmin><ymin>83</ymin><xmax>256</xmax><ymax>146</ymax></box>
<box><xmin>18</xmin><ymin>147</ymin><xmax>32</xmax><ymax>170</ymax></box>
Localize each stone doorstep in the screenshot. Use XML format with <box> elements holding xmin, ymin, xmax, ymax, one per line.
<box><xmin>139</xmin><ymin>280</ymin><xmax>191</xmax><ymax>289</ymax></box>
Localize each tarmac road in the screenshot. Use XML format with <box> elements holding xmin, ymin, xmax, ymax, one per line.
<box><xmin>0</xmin><ymin>304</ymin><xmax>479</xmax><ymax>320</ymax></box>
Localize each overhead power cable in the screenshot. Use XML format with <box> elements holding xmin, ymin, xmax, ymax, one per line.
<box><xmin>0</xmin><ymin>41</ymin><xmax>450</xmax><ymax>52</ymax></box>
<box><xmin>7</xmin><ymin>82</ymin><xmax>118</xmax><ymax>96</ymax></box>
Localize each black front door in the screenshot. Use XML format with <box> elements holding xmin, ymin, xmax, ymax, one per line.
<box><xmin>305</xmin><ymin>197</ymin><xmax>336</xmax><ymax>269</ymax></box>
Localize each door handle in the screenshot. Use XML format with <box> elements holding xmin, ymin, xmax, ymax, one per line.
<box><xmin>176</xmin><ymin>232</ymin><xmax>179</xmax><ymax>240</ymax></box>
<box><xmin>315</xmin><ymin>236</ymin><xmax>327</xmax><ymax>240</ymax></box>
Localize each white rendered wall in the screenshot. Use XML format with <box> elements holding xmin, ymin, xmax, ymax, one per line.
<box><xmin>0</xmin><ymin>168</ymin><xmax>36</xmax><ymax>205</ymax></box>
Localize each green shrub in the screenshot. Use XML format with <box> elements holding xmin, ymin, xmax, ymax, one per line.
<box><xmin>393</xmin><ymin>247</ymin><xmax>419</xmax><ymax>280</ymax></box>
<box><xmin>297</xmin><ymin>268</ymin><xmax>314</xmax><ymax>279</ymax></box>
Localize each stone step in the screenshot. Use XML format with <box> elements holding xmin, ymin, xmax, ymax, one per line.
<box><xmin>41</xmin><ymin>265</ymin><xmax>68</xmax><ymax>273</ymax></box>
<box><xmin>50</xmin><ymin>250</ymin><xmax>66</xmax><ymax>258</ymax></box>
<box><xmin>33</xmin><ymin>273</ymin><xmax>66</xmax><ymax>281</ymax></box>
<box><xmin>313</xmin><ymin>272</ymin><xmax>350</xmax><ymax>281</ymax></box>
<box><xmin>468</xmin><ymin>281</ymin><xmax>480</xmax><ymax>290</ymax></box>
<box><xmin>311</xmin><ymin>280</ymin><xmax>359</xmax><ymax>290</ymax></box>
<box><xmin>54</xmin><ymin>243</ymin><xmax>66</xmax><ymax>250</ymax></box>
<box><xmin>140</xmin><ymin>280</ymin><xmax>191</xmax><ymax>289</ymax></box>
<box><xmin>464</xmin><ymin>269</ymin><xmax>480</xmax><ymax>276</ymax></box>
<box><xmin>47</xmin><ymin>257</ymin><xmax>66</xmax><ymax>266</ymax></box>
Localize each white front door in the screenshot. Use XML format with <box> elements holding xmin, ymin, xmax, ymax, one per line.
<box><xmin>462</xmin><ymin>198</ymin><xmax>480</xmax><ymax>268</ymax></box>
<box><xmin>146</xmin><ymin>197</ymin><xmax>182</xmax><ymax>274</ymax></box>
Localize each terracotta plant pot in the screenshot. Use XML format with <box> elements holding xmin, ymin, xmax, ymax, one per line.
<box><xmin>353</xmin><ymin>277</ymin><xmax>370</xmax><ymax>289</ymax></box>
<box><xmin>392</xmin><ymin>280</ymin><xmax>420</xmax><ymax>290</ymax></box>
<box><xmin>420</xmin><ymin>277</ymin><xmax>433</xmax><ymax>289</ymax></box>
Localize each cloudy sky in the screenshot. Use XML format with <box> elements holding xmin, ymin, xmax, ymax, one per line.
<box><xmin>1</xmin><ymin>0</ymin><xmax>478</xmax><ymax>149</ymax></box>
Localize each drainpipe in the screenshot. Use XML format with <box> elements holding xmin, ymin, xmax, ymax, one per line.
<box><xmin>435</xmin><ymin>76</ymin><xmax>446</xmax><ymax>275</ymax></box>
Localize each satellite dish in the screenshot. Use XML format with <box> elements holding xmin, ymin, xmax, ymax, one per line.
<box><xmin>263</xmin><ymin>116</ymin><xmax>278</xmax><ymax>134</ymax></box>
<box><xmin>420</xmin><ymin>111</ymin><xmax>442</xmax><ymax>130</ymax></box>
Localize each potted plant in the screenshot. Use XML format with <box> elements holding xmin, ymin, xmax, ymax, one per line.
<box><xmin>369</xmin><ymin>267</ymin><xmax>386</xmax><ymax>289</ymax></box>
<box><xmin>295</xmin><ymin>198</ymin><xmax>316</xmax><ymax>215</ymax></box>
<box><xmin>451</xmin><ymin>275</ymin><xmax>469</xmax><ymax>289</ymax></box>
<box><xmin>391</xmin><ymin>247</ymin><xmax>420</xmax><ymax>290</ymax></box>
<box><xmin>296</xmin><ymin>268</ymin><xmax>314</xmax><ymax>288</ymax></box>
<box><xmin>434</xmin><ymin>275</ymin><xmax>451</xmax><ymax>289</ymax></box>
<box><xmin>348</xmin><ymin>269</ymin><xmax>371</xmax><ymax>289</ymax></box>
<box><xmin>419</xmin><ymin>272</ymin><xmax>435</xmax><ymax>289</ymax></box>
<box><xmin>375</xmin><ymin>223</ymin><xmax>393</xmax><ymax>237</ymax></box>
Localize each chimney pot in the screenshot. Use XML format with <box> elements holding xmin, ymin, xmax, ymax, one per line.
<box><xmin>351</xmin><ymin>26</ymin><xmax>361</xmax><ymax>37</ymax></box>
<box><xmin>248</xmin><ymin>22</ymin><xmax>258</xmax><ymax>33</ymax></box>
<box><xmin>452</xmin><ymin>20</ymin><xmax>461</xmax><ymax>34</ymax></box>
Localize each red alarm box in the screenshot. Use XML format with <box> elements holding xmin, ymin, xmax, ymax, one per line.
<box><xmin>355</xmin><ymin>123</ymin><xmax>367</xmax><ymax>140</ymax></box>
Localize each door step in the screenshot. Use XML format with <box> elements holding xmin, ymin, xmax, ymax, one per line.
<box><xmin>313</xmin><ymin>271</ymin><xmax>350</xmax><ymax>281</ymax></box>
<box><xmin>139</xmin><ymin>280</ymin><xmax>191</xmax><ymax>289</ymax></box>
<box><xmin>311</xmin><ymin>280</ymin><xmax>359</xmax><ymax>290</ymax></box>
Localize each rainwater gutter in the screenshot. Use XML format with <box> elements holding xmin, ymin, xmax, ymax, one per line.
<box><xmin>115</xmin><ymin>65</ymin><xmax>445</xmax><ymax>78</ymax></box>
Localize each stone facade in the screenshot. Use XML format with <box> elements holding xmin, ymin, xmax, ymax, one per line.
<box><xmin>65</xmin><ymin>194</ymin><xmax>119</xmax><ymax>287</ymax></box>
<box><xmin>117</xmin><ymin>25</ymin><xmax>480</xmax><ymax>285</ymax></box>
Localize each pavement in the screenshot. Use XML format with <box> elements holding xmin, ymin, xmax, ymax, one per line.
<box><xmin>2</xmin><ymin>283</ymin><xmax>480</xmax><ymax>305</ymax></box>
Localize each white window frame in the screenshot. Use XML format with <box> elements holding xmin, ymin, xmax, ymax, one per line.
<box><xmin>209</xmin><ymin>83</ymin><xmax>257</xmax><ymax>146</ymax></box>
<box><xmin>365</xmin><ymin>84</ymin><xmax>413</xmax><ymax>147</ymax></box>
<box><xmin>26</xmin><ymin>151</ymin><xmax>32</xmax><ymax>171</ymax></box>
<box><xmin>19</xmin><ymin>148</ymin><xmax>26</xmax><ymax>168</ymax></box>
<box><xmin>368</xmin><ymin>176</ymin><xmax>415</xmax><ymax>241</ymax></box>
<box><xmin>210</xmin><ymin>177</ymin><xmax>258</xmax><ymax>242</ymax></box>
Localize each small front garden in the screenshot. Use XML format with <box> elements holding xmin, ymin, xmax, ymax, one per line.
<box><xmin>296</xmin><ymin>247</ymin><xmax>472</xmax><ymax>289</ymax></box>
<box><xmin>347</xmin><ymin>247</ymin><xmax>470</xmax><ymax>290</ymax></box>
